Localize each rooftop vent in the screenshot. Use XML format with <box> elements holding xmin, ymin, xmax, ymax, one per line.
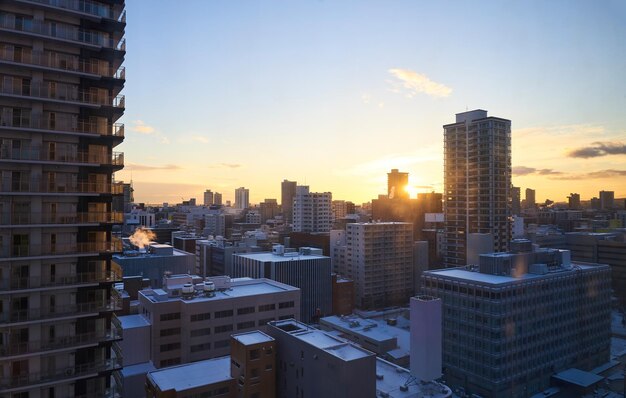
<box><xmin>182</xmin><ymin>283</ymin><xmax>194</xmax><ymax>300</ymax></box>
<box><xmin>203</xmin><ymin>281</ymin><xmax>216</xmax><ymax>297</ymax></box>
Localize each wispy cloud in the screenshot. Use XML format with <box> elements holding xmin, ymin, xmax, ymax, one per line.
<box><xmin>513</xmin><ymin>166</ymin><xmax>563</xmax><ymax>176</ymax></box>
<box><xmin>219</xmin><ymin>163</ymin><xmax>241</xmax><ymax>168</ymax></box>
<box><xmin>130</xmin><ymin>120</ymin><xmax>155</xmax><ymax>134</ymax></box>
<box><xmin>567</xmin><ymin>141</ymin><xmax>626</xmax><ymax>158</ymax></box>
<box><xmin>388</xmin><ymin>68</ymin><xmax>452</xmax><ymax>98</ymax></box>
<box><xmin>126</xmin><ymin>163</ymin><xmax>182</xmax><ymax>171</ymax></box>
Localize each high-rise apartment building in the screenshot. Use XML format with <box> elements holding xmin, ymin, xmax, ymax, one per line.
<box><xmin>421</xmin><ymin>240</ymin><xmax>611</xmax><ymax>397</ymax></box>
<box><xmin>292</xmin><ymin>185</ymin><xmax>332</xmax><ymax>233</ymax></box>
<box><xmin>387</xmin><ymin>168</ymin><xmax>409</xmax><ymax>199</ymax></box>
<box><xmin>234</xmin><ymin>187</ymin><xmax>249</xmax><ymax>210</ymax></box>
<box><xmin>511</xmin><ymin>186</ymin><xmax>521</xmax><ymax>215</ymax></box>
<box><xmin>203</xmin><ymin>189</ymin><xmax>214</xmax><ymax>206</ymax></box>
<box><xmin>524</xmin><ymin>188</ymin><xmax>536</xmax><ymax>209</ymax></box>
<box><xmin>0</xmin><ymin>1</ymin><xmax>126</xmax><ymax>396</ymax></box>
<box><xmin>213</xmin><ymin>192</ymin><xmax>222</xmax><ymax>206</ymax></box>
<box><xmin>568</xmin><ymin>192</ymin><xmax>581</xmax><ymax>209</ymax></box>
<box><xmin>280</xmin><ymin>179</ymin><xmax>296</xmax><ymax>225</ymax></box>
<box><xmin>334</xmin><ymin>222</ymin><xmax>414</xmax><ymax>309</ymax></box>
<box><xmin>443</xmin><ymin>110</ymin><xmax>511</xmax><ymax>267</ymax></box>
<box><xmin>599</xmin><ymin>190</ymin><xmax>614</xmax><ymax>210</ymax></box>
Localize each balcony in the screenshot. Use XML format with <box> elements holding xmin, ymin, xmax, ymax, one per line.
<box><xmin>0</xmin><ymin>116</ymin><xmax>124</xmax><ymax>138</ymax></box>
<box><xmin>75</xmin><ymin>383</ymin><xmax>122</xmax><ymax>398</ymax></box>
<box><xmin>0</xmin><ymin>298</ymin><xmax>122</xmax><ymax>324</ymax></box>
<box><xmin>0</xmin><ymin>320</ymin><xmax>122</xmax><ymax>357</ymax></box>
<box><xmin>15</xmin><ymin>0</ymin><xmax>126</xmax><ymax>23</ymax></box>
<box><xmin>0</xmin><ymin>238</ymin><xmax>123</xmax><ymax>259</ymax></box>
<box><xmin>0</xmin><ymin>48</ymin><xmax>126</xmax><ymax>80</ymax></box>
<box><xmin>0</xmin><ymin>13</ymin><xmax>126</xmax><ymax>50</ymax></box>
<box><xmin>0</xmin><ymin>179</ymin><xmax>125</xmax><ymax>195</ymax></box>
<box><xmin>0</xmin><ymin>211</ymin><xmax>124</xmax><ymax>226</ymax></box>
<box><xmin>0</xmin><ymin>270</ymin><xmax>120</xmax><ymax>291</ymax></box>
<box><xmin>0</xmin><ymin>147</ymin><xmax>124</xmax><ymax>167</ymax></box>
<box><xmin>0</xmin><ymin>356</ymin><xmax>123</xmax><ymax>390</ymax></box>
<box><xmin>0</xmin><ymin>81</ymin><xmax>125</xmax><ymax>109</ymax></box>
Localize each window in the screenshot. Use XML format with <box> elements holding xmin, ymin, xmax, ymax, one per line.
<box><xmin>160</xmin><ymin>358</ymin><xmax>181</xmax><ymax>367</ymax></box>
<box><xmin>190</xmin><ymin>342</ymin><xmax>211</xmax><ymax>353</ymax></box>
<box><xmin>278</xmin><ymin>301</ymin><xmax>294</xmax><ymax>309</ymax></box>
<box><xmin>160</xmin><ymin>313</ymin><xmax>180</xmax><ymax>322</ymax></box>
<box><xmin>237</xmin><ymin>321</ymin><xmax>255</xmax><ymax>330</ymax></box>
<box><xmin>214</xmin><ymin>339</ymin><xmax>229</xmax><ymax>348</ymax></box>
<box><xmin>214</xmin><ymin>324</ymin><xmax>233</xmax><ymax>334</ymax></box>
<box><xmin>214</xmin><ymin>309</ymin><xmax>233</xmax><ymax>318</ymax></box>
<box><xmin>190</xmin><ymin>327</ymin><xmax>211</xmax><ymax>338</ymax></box>
<box><xmin>159</xmin><ymin>327</ymin><xmax>181</xmax><ymax>337</ymax></box>
<box><xmin>190</xmin><ymin>312</ymin><xmax>211</xmax><ymax>322</ymax></box>
<box><xmin>279</xmin><ymin>314</ymin><xmax>294</xmax><ymax>320</ymax></box>
<box><xmin>160</xmin><ymin>343</ymin><xmax>180</xmax><ymax>352</ymax></box>
<box><xmin>250</xmin><ymin>349</ymin><xmax>260</xmax><ymax>360</ymax></box>
<box><xmin>258</xmin><ymin>303</ymin><xmax>275</xmax><ymax>312</ymax></box>
<box><xmin>237</xmin><ymin>306</ymin><xmax>255</xmax><ymax>315</ymax></box>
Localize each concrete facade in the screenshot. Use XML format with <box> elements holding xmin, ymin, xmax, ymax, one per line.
<box><xmin>292</xmin><ymin>185</ymin><xmax>332</xmax><ymax>233</ymax></box>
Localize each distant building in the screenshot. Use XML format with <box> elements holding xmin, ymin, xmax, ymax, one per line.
<box><xmin>288</xmin><ymin>231</ymin><xmax>330</xmax><ymax>256</ymax></box>
<box><xmin>281</xmin><ymin>179</ymin><xmax>297</xmax><ymax>225</ymax></box>
<box><xmin>245</xmin><ymin>209</ymin><xmax>261</xmax><ymax>224</ymax></box>
<box><xmin>214</xmin><ymin>192</ymin><xmax>223</xmax><ymax>206</ymax></box>
<box><xmin>113</xmin><ymin>244</ymin><xmax>196</xmax><ymax>288</ymax></box>
<box><xmin>137</xmin><ymin>275</ymin><xmax>300</xmax><ymax>368</ymax></box>
<box><xmin>568</xmin><ymin>192</ymin><xmax>581</xmax><ymax>209</ymax></box>
<box><xmin>232</xmin><ymin>247</ymin><xmax>332</xmax><ymax>323</ymax></box>
<box><xmin>235</xmin><ymin>187</ymin><xmax>250</xmax><ymax>209</ymax></box>
<box><xmin>292</xmin><ymin>185</ymin><xmax>332</xmax><ymax>233</ymax></box>
<box><xmin>525</xmin><ymin>188</ymin><xmax>536</xmax><ymax>208</ymax></box>
<box><xmin>172</xmin><ymin>231</ymin><xmax>202</xmax><ymax>254</ymax></box>
<box><xmin>204</xmin><ymin>189</ymin><xmax>214</xmax><ymax>206</ymax></box>
<box><xmin>335</xmin><ymin>222</ymin><xmax>414</xmax><ymax>309</ymax></box>
<box><xmin>599</xmin><ymin>190</ymin><xmax>614</xmax><ymax>210</ymax></box>
<box><xmin>421</xmin><ymin>240</ymin><xmax>611</xmax><ymax>397</ymax></box>
<box><xmin>443</xmin><ymin>110</ymin><xmax>511</xmax><ymax>266</ymax></box>
<box><xmin>331</xmin><ymin>273</ymin><xmax>354</xmax><ymax>315</ymax></box>
<box><xmin>388</xmin><ymin>168</ymin><xmax>409</xmax><ymax>199</ymax></box>
<box><xmin>259</xmin><ymin>198</ymin><xmax>279</xmax><ymax>223</ymax></box>
<box><xmin>512</xmin><ymin>186</ymin><xmax>521</xmax><ymax>215</ymax></box>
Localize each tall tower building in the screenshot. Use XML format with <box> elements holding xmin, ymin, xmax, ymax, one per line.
<box><xmin>524</xmin><ymin>188</ymin><xmax>536</xmax><ymax>208</ymax></box>
<box><xmin>213</xmin><ymin>192</ymin><xmax>222</xmax><ymax>206</ymax></box>
<box><xmin>568</xmin><ymin>192</ymin><xmax>581</xmax><ymax>209</ymax></box>
<box><xmin>443</xmin><ymin>110</ymin><xmax>511</xmax><ymax>267</ymax></box>
<box><xmin>511</xmin><ymin>186</ymin><xmax>521</xmax><ymax>216</ymax></box>
<box><xmin>0</xmin><ymin>1</ymin><xmax>126</xmax><ymax>397</ymax></box>
<box><xmin>280</xmin><ymin>179</ymin><xmax>296</xmax><ymax>225</ymax></box>
<box><xmin>292</xmin><ymin>185</ymin><xmax>332</xmax><ymax>233</ymax></box>
<box><xmin>203</xmin><ymin>189</ymin><xmax>213</xmax><ymax>206</ymax></box>
<box><xmin>599</xmin><ymin>190</ymin><xmax>614</xmax><ymax>210</ymax></box>
<box><xmin>387</xmin><ymin>168</ymin><xmax>409</xmax><ymax>199</ymax></box>
<box><xmin>234</xmin><ymin>187</ymin><xmax>249</xmax><ymax>209</ymax></box>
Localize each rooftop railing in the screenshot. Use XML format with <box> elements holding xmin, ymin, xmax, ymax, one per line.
<box><xmin>18</xmin><ymin>0</ymin><xmax>126</xmax><ymax>22</ymax></box>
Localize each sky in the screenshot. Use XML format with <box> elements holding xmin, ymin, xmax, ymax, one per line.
<box><xmin>115</xmin><ymin>0</ymin><xmax>626</xmax><ymax>205</ymax></box>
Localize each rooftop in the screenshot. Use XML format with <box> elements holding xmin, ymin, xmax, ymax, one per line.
<box><xmin>270</xmin><ymin>319</ymin><xmax>374</xmax><ymax>362</ymax></box>
<box><xmin>118</xmin><ymin>314</ymin><xmax>151</xmax><ymax>329</ymax></box>
<box><xmin>320</xmin><ymin>315</ymin><xmax>410</xmax><ymax>355</ymax></box>
<box><xmin>424</xmin><ymin>263</ymin><xmax>603</xmax><ymax>286</ymax></box>
<box><xmin>147</xmin><ymin>356</ymin><xmax>231</xmax><ymax>392</ymax></box>
<box><xmin>375</xmin><ymin>358</ymin><xmax>452</xmax><ymax>398</ymax></box>
<box><xmin>232</xmin><ymin>330</ymin><xmax>275</xmax><ymax>346</ymax></box>
<box><xmin>552</xmin><ymin>368</ymin><xmax>603</xmax><ymax>388</ymax></box>
<box><xmin>234</xmin><ymin>252</ymin><xmax>329</xmax><ymax>262</ymax></box>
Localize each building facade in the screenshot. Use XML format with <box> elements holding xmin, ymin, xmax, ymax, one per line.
<box><xmin>234</xmin><ymin>187</ymin><xmax>249</xmax><ymax>210</ymax></box>
<box><xmin>421</xmin><ymin>241</ymin><xmax>611</xmax><ymax>398</ymax></box>
<box><xmin>280</xmin><ymin>179</ymin><xmax>296</xmax><ymax>225</ymax></box>
<box><xmin>0</xmin><ymin>1</ymin><xmax>126</xmax><ymax>396</ymax></box>
<box><xmin>443</xmin><ymin>109</ymin><xmax>511</xmax><ymax>267</ymax></box>
<box><xmin>292</xmin><ymin>185</ymin><xmax>332</xmax><ymax>233</ymax></box>
<box><xmin>336</xmin><ymin>222</ymin><xmax>414</xmax><ymax>309</ymax></box>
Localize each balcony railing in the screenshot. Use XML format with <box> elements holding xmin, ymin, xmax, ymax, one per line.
<box><xmin>0</xmin><ymin>211</ymin><xmax>124</xmax><ymax>226</ymax></box>
<box><xmin>75</xmin><ymin>383</ymin><xmax>122</xmax><ymax>398</ymax></box>
<box><xmin>0</xmin><ymin>322</ymin><xmax>122</xmax><ymax>356</ymax></box>
<box><xmin>0</xmin><ymin>48</ymin><xmax>126</xmax><ymax>79</ymax></box>
<box><xmin>0</xmin><ymin>148</ymin><xmax>124</xmax><ymax>166</ymax></box>
<box><xmin>0</xmin><ymin>356</ymin><xmax>123</xmax><ymax>389</ymax></box>
<box><xmin>0</xmin><ymin>179</ymin><xmax>125</xmax><ymax>195</ymax></box>
<box><xmin>0</xmin><ymin>270</ymin><xmax>120</xmax><ymax>291</ymax></box>
<box><xmin>0</xmin><ymin>238</ymin><xmax>123</xmax><ymax>259</ymax></box>
<box><xmin>18</xmin><ymin>0</ymin><xmax>126</xmax><ymax>22</ymax></box>
<box><xmin>0</xmin><ymin>81</ymin><xmax>125</xmax><ymax>109</ymax></box>
<box><xmin>0</xmin><ymin>13</ymin><xmax>126</xmax><ymax>50</ymax></box>
<box><xmin>0</xmin><ymin>298</ymin><xmax>122</xmax><ymax>324</ymax></box>
<box><xmin>0</xmin><ymin>116</ymin><xmax>124</xmax><ymax>138</ymax></box>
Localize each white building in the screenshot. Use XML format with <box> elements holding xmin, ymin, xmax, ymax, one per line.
<box><xmin>292</xmin><ymin>185</ymin><xmax>332</xmax><ymax>233</ymax></box>
<box><xmin>235</xmin><ymin>187</ymin><xmax>249</xmax><ymax>209</ymax></box>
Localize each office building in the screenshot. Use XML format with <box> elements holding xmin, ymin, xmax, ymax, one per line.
<box><xmin>232</xmin><ymin>247</ymin><xmax>332</xmax><ymax>323</ymax></box>
<box><xmin>443</xmin><ymin>109</ymin><xmax>511</xmax><ymax>267</ymax></box>
<box><xmin>511</xmin><ymin>186</ymin><xmax>521</xmax><ymax>215</ymax></box>
<box><xmin>599</xmin><ymin>190</ymin><xmax>614</xmax><ymax>210</ymax></box>
<box><xmin>203</xmin><ymin>189</ymin><xmax>214</xmax><ymax>206</ymax></box>
<box><xmin>568</xmin><ymin>193</ymin><xmax>581</xmax><ymax>210</ymax></box>
<box><xmin>259</xmin><ymin>198</ymin><xmax>279</xmax><ymax>223</ymax></box>
<box><xmin>0</xmin><ymin>1</ymin><xmax>126</xmax><ymax>396</ymax></box>
<box><xmin>292</xmin><ymin>185</ymin><xmax>332</xmax><ymax>233</ymax></box>
<box><xmin>281</xmin><ymin>179</ymin><xmax>297</xmax><ymax>225</ymax></box>
<box><xmin>421</xmin><ymin>240</ymin><xmax>611</xmax><ymax>397</ymax></box>
<box><xmin>335</xmin><ymin>222</ymin><xmax>414</xmax><ymax>309</ymax></box>
<box><xmin>137</xmin><ymin>275</ymin><xmax>300</xmax><ymax>369</ymax></box>
<box><xmin>230</xmin><ymin>331</ymin><xmax>276</xmax><ymax>398</ymax></box>
<box><xmin>388</xmin><ymin>168</ymin><xmax>409</xmax><ymax>199</ymax></box>
<box><xmin>214</xmin><ymin>192</ymin><xmax>222</xmax><ymax>206</ymax></box>
<box><xmin>524</xmin><ymin>188</ymin><xmax>536</xmax><ymax>209</ymax></box>
<box><xmin>235</xmin><ymin>187</ymin><xmax>249</xmax><ymax>210</ymax></box>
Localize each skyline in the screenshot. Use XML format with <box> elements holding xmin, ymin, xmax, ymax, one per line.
<box><xmin>115</xmin><ymin>0</ymin><xmax>626</xmax><ymax>204</ymax></box>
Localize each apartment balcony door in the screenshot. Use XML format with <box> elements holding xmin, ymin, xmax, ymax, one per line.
<box><xmin>11</xmin><ymin>296</ymin><xmax>28</xmax><ymax>321</ymax></box>
<box><xmin>11</xmin><ymin>264</ymin><xmax>28</xmax><ymax>289</ymax></box>
<box><xmin>48</xmin><ymin>142</ymin><xmax>56</xmax><ymax>161</ymax></box>
<box><xmin>11</xmin><ymin>360</ymin><xmax>29</xmax><ymax>382</ymax></box>
<box><xmin>48</xmin><ymin>112</ymin><xmax>56</xmax><ymax>130</ymax></box>
<box><xmin>50</xmin><ymin>203</ymin><xmax>57</xmax><ymax>223</ymax></box>
<box><xmin>13</xmin><ymin>46</ymin><xmax>22</xmax><ymax>63</ymax></box>
<box><xmin>49</xmin><ymin>233</ymin><xmax>56</xmax><ymax>254</ymax></box>
<box><xmin>48</xmin><ymin>172</ymin><xmax>56</xmax><ymax>192</ymax></box>
<box><xmin>11</xmin><ymin>234</ymin><xmax>28</xmax><ymax>256</ymax></box>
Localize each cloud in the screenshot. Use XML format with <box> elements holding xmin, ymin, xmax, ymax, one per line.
<box><xmin>388</xmin><ymin>68</ymin><xmax>452</xmax><ymax>98</ymax></box>
<box><xmin>566</xmin><ymin>141</ymin><xmax>626</xmax><ymax>158</ymax></box>
<box><xmin>219</xmin><ymin>163</ymin><xmax>241</xmax><ymax>168</ymax></box>
<box><xmin>570</xmin><ymin>169</ymin><xmax>626</xmax><ymax>179</ymax></box>
<box><xmin>130</xmin><ymin>120</ymin><xmax>155</xmax><ymax>134</ymax></box>
<box><xmin>513</xmin><ymin>166</ymin><xmax>563</xmax><ymax>177</ymax></box>
<box><xmin>191</xmin><ymin>135</ymin><xmax>210</xmax><ymax>144</ymax></box>
<box><xmin>126</xmin><ymin>163</ymin><xmax>182</xmax><ymax>171</ymax></box>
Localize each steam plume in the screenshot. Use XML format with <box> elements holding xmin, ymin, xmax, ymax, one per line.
<box><xmin>130</xmin><ymin>227</ymin><xmax>156</xmax><ymax>249</ymax></box>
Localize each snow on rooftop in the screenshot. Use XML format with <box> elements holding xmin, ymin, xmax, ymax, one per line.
<box><xmin>234</xmin><ymin>252</ymin><xmax>329</xmax><ymax>262</ymax></box>
<box><xmin>118</xmin><ymin>314</ymin><xmax>150</xmax><ymax>329</ymax></box>
<box><xmin>232</xmin><ymin>331</ymin><xmax>274</xmax><ymax>346</ymax></box>
<box><xmin>148</xmin><ymin>356</ymin><xmax>231</xmax><ymax>392</ymax></box>
<box><xmin>375</xmin><ymin>358</ymin><xmax>452</xmax><ymax>398</ymax></box>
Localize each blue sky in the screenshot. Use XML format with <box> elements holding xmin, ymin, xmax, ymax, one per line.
<box><xmin>116</xmin><ymin>0</ymin><xmax>626</xmax><ymax>204</ymax></box>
